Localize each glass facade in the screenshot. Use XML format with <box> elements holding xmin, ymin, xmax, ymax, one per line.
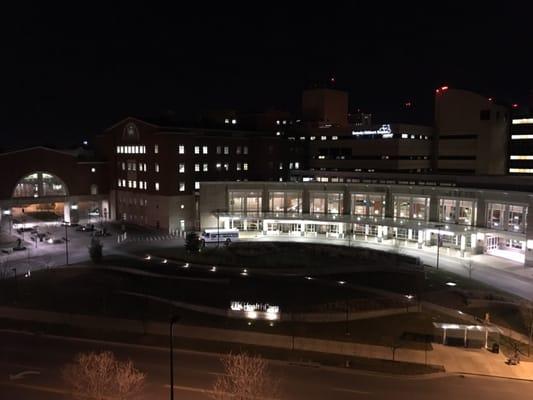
<box><xmin>13</xmin><ymin>172</ymin><xmax>67</xmax><ymax>198</ymax></box>
<box><xmin>394</xmin><ymin>195</ymin><xmax>429</xmax><ymax>220</ymax></box>
<box><xmin>229</xmin><ymin>191</ymin><xmax>262</xmax><ymax>214</ymax></box>
<box><xmin>487</xmin><ymin>202</ymin><xmax>505</xmax><ymax>229</ymax></box>
<box><xmin>327</xmin><ymin>193</ymin><xmax>343</xmax><ymax>214</ymax></box>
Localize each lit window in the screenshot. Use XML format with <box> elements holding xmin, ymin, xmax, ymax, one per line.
<box><xmin>511</xmin><ymin>135</ymin><xmax>533</xmax><ymax>140</ymax></box>
<box><xmin>279</xmin><ymin>163</ymin><xmax>283</xmax><ymax>170</ymax></box>
<box><xmin>91</xmin><ymin>167</ymin><xmax>96</xmax><ymax>173</ymax></box>
<box><xmin>132</xmin><ymin>181</ymin><xmax>137</xmax><ymax>189</ymax></box>
<box><xmin>410</xmin><ymin>135</ymin><xmax>415</xmax><ymax>139</ymax></box>
<box><xmin>276</xmin><ymin>120</ymin><xmax>280</xmax><ymax>125</ymax></box>
<box><xmin>236</xmin><ymin>163</ymin><xmax>242</xmax><ymax>171</ymax></box>
<box><xmin>224</xmin><ymin>118</ymin><xmax>229</xmax><ymax>124</ymax></box>
<box><xmin>295</xmin><ymin>162</ymin><xmax>300</xmax><ymax>169</ymax></box>
<box><xmin>203</xmin><ymin>145</ymin><xmax>208</xmax><ymax>154</ymax></box>
<box><xmin>179</xmin><ymin>163</ymin><xmax>185</xmax><ymax>173</ymax></box>
<box><xmin>118</xmin><ymin>179</ymin><xmax>121</xmax><ymax>187</ymax></box>
<box><xmin>155</xmin><ymin>182</ymin><xmax>160</xmax><ymax>191</ymax></box>
<box><xmin>276</xmin><ymin>131</ymin><xmax>281</xmax><ymax>136</ymax></box>
<box><xmin>223</xmin><ymin>163</ymin><xmax>229</xmax><ymax>171</ymax></box>
<box><xmin>310</xmin><ymin>136</ymin><xmax>316</xmax><ymax>141</ymax></box>
<box><xmin>321</xmin><ymin>136</ymin><xmax>326</xmax><ymax>140</ymax></box>
<box><xmin>216</xmin><ymin>163</ymin><xmax>222</xmax><ymax>170</ymax></box>
<box><xmin>279</xmin><ymin>177</ymin><xmax>283</xmax><ymax>181</ymax></box>
<box><xmin>300</xmin><ymin>136</ymin><xmax>306</xmax><ymax>140</ymax></box>
<box><xmin>510</xmin><ymin>155</ymin><xmax>533</xmax><ymax>160</ymax></box>
<box><xmin>178</xmin><ymin>145</ymin><xmax>185</xmax><ymax>154</ymax></box>
<box><xmin>194</xmin><ymin>146</ymin><xmax>200</xmax><ymax>154</ymax></box>
<box><xmin>122</xmin><ymin>179</ymin><xmax>126</xmax><ymax>187</ymax></box>
<box><xmin>203</xmin><ymin>163</ymin><xmax>208</xmax><ymax>172</ymax></box>
<box><xmin>154</xmin><ymin>145</ymin><xmax>159</xmax><ymax>154</ymax></box>
<box><xmin>243</xmin><ymin>146</ymin><xmax>248</xmax><ymax>155</ymax></box>
<box><xmin>180</xmin><ymin>204</ymin><xmax>185</xmax><ymax>209</ymax></box>
<box><xmin>243</xmin><ymin>163</ymin><xmax>248</xmax><ymax>171</ymax></box>
<box><xmin>155</xmin><ymin>163</ymin><xmax>160</xmax><ymax>173</ymax></box>
<box><xmin>195</xmin><ymin>181</ymin><xmax>200</xmax><ymax>190</ymax></box>
<box><xmin>224</xmin><ymin>146</ymin><xmax>229</xmax><ymax>154</ymax></box>
<box><xmin>236</xmin><ymin>146</ymin><xmax>241</xmax><ymax>154</ymax></box>
<box><xmin>331</xmin><ymin>136</ymin><xmax>338</xmax><ymax>140</ymax></box>
<box><xmin>231</xmin><ymin>119</ymin><xmax>237</xmax><ymax>125</ymax></box>
<box><xmin>216</xmin><ymin>146</ymin><xmax>222</xmax><ymax>154</ymax></box>
<box><xmin>179</xmin><ymin>182</ymin><xmax>185</xmax><ymax>192</ymax></box>
<box><xmin>509</xmin><ymin>168</ymin><xmax>533</xmax><ymax>173</ymax></box>
<box><xmin>195</xmin><ymin>163</ymin><xmax>200</xmax><ymax>172</ymax></box>
<box><xmin>127</xmin><ymin>180</ymin><xmax>132</xmax><ymax>188</ymax></box>
<box><xmin>402</xmin><ymin>133</ymin><xmax>408</xmax><ymax>138</ymax></box>
<box><xmin>122</xmin><ymin>162</ymin><xmax>126</xmax><ymax>170</ymax></box>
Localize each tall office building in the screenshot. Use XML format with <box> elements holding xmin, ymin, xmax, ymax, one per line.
<box><xmin>434</xmin><ymin>87</ymin><xmax>509</xmax><ymax>175</ymax></box>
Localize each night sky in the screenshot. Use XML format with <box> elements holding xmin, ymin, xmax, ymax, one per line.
<box><xmin>1</xmin><ymin>3</ymin><xmax>532</xmax><ymax>149</ymax></box>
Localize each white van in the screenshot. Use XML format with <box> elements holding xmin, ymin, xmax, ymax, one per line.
<box><xmin>200</xmin><ymin>228</ymin><xmax>239</xmax><ymax>245</ymax></box>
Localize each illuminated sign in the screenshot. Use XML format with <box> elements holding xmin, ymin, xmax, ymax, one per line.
<box><xmin>512</xmin><ymin>118</ymin><xmax>533</xmax><ymax>125</ymax></box>
<box><xmin>352</xmin><ymin>124</ymin><xmax>393</xmax><ymax>138</ymax></box>
<box><xmin>230</xmin><ymin>302</ymin><xmax>280</xmax><ymax>320</ymax></box>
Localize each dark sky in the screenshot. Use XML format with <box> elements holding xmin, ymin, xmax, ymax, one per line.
<box><xmin>1</xmin><ymin>2</ymin><xmax>532</xmax><ymax>148</ymax></box>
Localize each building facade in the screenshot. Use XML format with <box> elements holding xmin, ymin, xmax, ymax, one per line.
<box><xmin>435</xmin><ymin>87</ymin><xmax>509</xmax><ymax>175</ymax></box>
<box><xmin>508</xmin><ymin>116</ymin><xmax>533</xmax><ymax>174</ymax></box>
<box><xmin>95</xmin><ymin>117</ymin><xmax>306</xmax><ymax>233</ymax></box>
<box><xmin>200</xmin><ymin>176</ymin><xmax>533</xmax><ymax>266</ymax></box>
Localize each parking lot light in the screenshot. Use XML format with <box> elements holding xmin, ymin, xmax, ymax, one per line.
<box><xmin>305</xmin><ymin>276</ymin><xmax>313</xmax><ymax>280</ymax></box>
<box><xmin>338</xmin><ymin>280</ymin><xmax>346</xmax><ymax>285</ymax></box>
<box><xmin>144</xmin><ymin>255</ymin><xmax>151</xmax><ymax>261</ymax></box>
<box><xmin>183</xmin><ymin>263</ymin><xmax>189</xmax><ymax>268</ymax></box>
<box><xmin>210</xmin><ymin>266</ymin><xmax>217</xmax><ymax>272</ymax></box>
<box><xmin>162</xmin><ymin>259</ymin><xmax>168</xmax><ymax>264</ymax></box>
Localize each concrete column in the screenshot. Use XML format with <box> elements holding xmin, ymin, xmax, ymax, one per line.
<box><xmin>302</xmin><ymin>187</ymin><xmax>310</xmax><ymax>215</ymax></box>
<box><xmin>385</xmin><ymin>189</ymin><xmax>394</xmax><ymax>219</ymax></box>
<box><xmin>243</xmin><ymin>219</ymin><xmax>248</xmax><ymax>231</ymax></box>
<box><xmin>460</xmin><ymin>234</ymin><xmax>466</xmax><ymax>257</ymax></box>
<box><xmin>429</xmin><ymin>194</ymin><xmax>439</xmax><ymax>223</ymax></box>
<box><xmin>525</xmin><ymin>208</ymin><xmax>533</xmax><ymax>267</ymax></box>
<box><xmin>343</xmin><ymin>190</ymin><xmax>351</xmax><ymax>217</ymax></box>
<box><xmin>63</xmin><ymin>201</ymin><xmax>71</xmax><ymax>224</ymax></box>
<box><xmin>408</xmin><ymin>229</ymin><xmax>413</xmax><ymax>241</ymax></box>
<box><xmin>476</xmin><ymin>200</ymin><xmax>487</xmax><ymax>229</ymax></box>
<box><xmin>0</xmin><ymin>208</ymin><xmax>12</xmax><ymax>234</ymax></box>
<box><xmin>377</xmin><ymin>225</ymin><xmax>383</xmax><ymax>243</ymax></box>
<box><xmin>418</xmin><ymin>230</ymin><xmax>424</xmax><ymax>249</ymax></box>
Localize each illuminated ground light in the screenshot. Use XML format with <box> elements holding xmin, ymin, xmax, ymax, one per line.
<box><xmin>161</xmin><ymin>259</ymin><xmax>168</xmax><ymax>264</ymax></box>
<box><xmin>305</xmin><ymin>276</ymin><xmax>313</xmax><ymax>280</ymax></box>
<box><xmin>338</xmin><ymin>280</ymin><xmax>346</xmax><ymax>285</ymax></box>
<box><xmin>241</xmin><ymin>269</ymin><xmax>248</xmax><ymax>276</ymax></box>
<box><xmin>446</xmin><ymin>281</ymin><xmax>457</xmax><ymax>287</ymax></box>
<box><xmin>144</xmin><ymin>255</ymin><xmax>151</xmax><ymax>261</ymax></box>
<box><xmin>210</xmin><ymin>266</ymin><xmax>217</xmax><ymax>272</ymax></box>
<box><xmin>183</xmin><ymin>263</ymin><xmax>189</xmax><ymax>268</ymax></box>
<box><xmin>405</xmin><ymin>294</ymin><xmax>414</xmax><ymax>300</ymax></box>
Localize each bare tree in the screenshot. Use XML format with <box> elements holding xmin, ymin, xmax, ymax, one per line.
<box><xmin>210</xmin><ymin>352</ymin><xmax>280</xmax><ymax>400</ymax></box>
<box><xmin>62</xmin><ymin>351</ymin><xmax>145</xmax><ymax>400</ymax></box>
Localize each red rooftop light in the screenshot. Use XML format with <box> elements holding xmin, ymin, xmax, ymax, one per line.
<box><xmin>488</xmin><ymin>97</ymin><xmax>493</xmax><ymax>101</ymax></box>
<box><xmin>512</xmin><ymin>103</ymin><xmax>519</xmax><ymax>109</ymax></box>
<box><xmin>440</xmin><ymin>86</ymin><xmax>449</xmax><ymax>91</ymax></box>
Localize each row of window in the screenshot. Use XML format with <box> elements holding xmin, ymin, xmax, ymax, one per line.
<box><xmin>184</xmin><ymin>162</ymin><xmax>249</xmax><ymax>172</ymax></box>
<box><xmin>118</xmin><ymin>180</ymin><xmax>201</xmax><ymax>192</ymax></box>
<box><xmin>179</xmin><ymin>145</ymin><xmax>249</xmax><ymax>155</ymax></box>
<box><xmin>116</xmin><ymin>145</ymin><xmax>147</xmax><ymax>154</ymax></box>
<box><xmin>227</xmin><ymin>191</ymin><xmax>528</xmax><ymax>232</ymax></box>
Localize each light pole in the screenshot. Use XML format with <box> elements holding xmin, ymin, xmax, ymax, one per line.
<box><xmin>65</xmin><ymin>222</ymin><xmax>69</xmax><ymax>266</ymax></box>
<box><xmin>169</xmin><ymin>315</ymin><xmax>180</xmax><ymax>400</ymax></box>
<box><xmin>434</xmin><ymin>224</ymin><xmax>445</xmax><ymax>270</ymax></box>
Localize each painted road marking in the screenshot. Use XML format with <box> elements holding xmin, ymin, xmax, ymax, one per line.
<box><xmin>9</xmin><ymin>370</ymin><xmax>41</xmax><ymax>380</ymax></box>
<box><xmin>332</xmin><ymin>387</ymin><xmax>372</xmax><ymax>395</ymax></box>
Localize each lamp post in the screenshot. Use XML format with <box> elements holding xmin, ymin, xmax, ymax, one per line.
<box><xmin>169</xmin><ymin>315</ymin><xmax>180</xmax><ymax>400</ymax></box>
<box><xmin>434</xmin><ymin>224</ymin><xmax>445</xmax><ymax>270</ymax></box>
<box><xmin>65</xmin><ymin>222</ymin><xmax>69</xmax><ymax>266</ymax></box>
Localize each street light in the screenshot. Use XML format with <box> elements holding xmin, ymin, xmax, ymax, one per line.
<box><xmin>169</xmin><ymin>315</ymin><xmax>180</xmax><ymax>400</ymax></box>
<box><xmin>434</xmin><ymin>224</ymin><xmax>445</xmax><ymax>270</ymax></box>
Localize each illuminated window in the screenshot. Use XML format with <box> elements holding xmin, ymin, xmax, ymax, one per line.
<box><xmin>321</xmin><ymin>136</ymin><xmax>327</xmax><ymax>140</ymax></box>
<box><xmin>310</xmin><ymin>136</ymin><xmax>316</xmax><ymax>141</ymax></box>
<box><xmin>295</xmin><ymin>162</ymin><xmax>300</xmax><ymax>169</ymax></box>
<box><xmin>243</xmin><ymin>163</ymin><xmax>248</xmax><ymax>171</ymax></box>
<box><xmin>236</xmin><ymin>163</ymin><xmax>241</xmax><ymax>171</ymax></box>
<box><xmin>231</xmin><ymin>119</ymin><xmax>237</xmax><ymax>125</ymax></box>
<box><xmin>216</xmin><ymin>163</ymin><xmax>222</xmax><ymax>170</ymax></box>
<box><xmin>203</xmin><ymin>163</ymin><xmax>208</xmax><ymax>172</ymax></box>
<box><xmin>511</xmin><ymin>135</ymin><xmax>533</xmax><ymax>140</ymax></box>
<box><xmin>202</xmin><ymin>145</ymin><xmax>208</xmax><ymax>154</ymax></box>
<box><xmin>132</xmin><ymin>180</ymin><xmax>137</xmax><ymax>189</ymax></box>
<box><xmin>117</xmin><ymin>179</ymin><xmax>121</xmax><ymax>187</ymax></box>
<box><xmin>179</xmin><ymin>182</ymin><xmax>185</xmax><ymax>192</ymax></box>
<box><xmin>402</xmin><ymin>133</ymin><xmax>408</xmax><ymax>139</ymax></box>
<box><xmin>509</xmin><ymin>168</ymin><xmax>533</xmax><ymax>173</ymax></box>
<box><xmin>195</xmin><ymin>181</ymin><xmax>200</xmax><ymax>190</ymax></box>
<box><xmin>154</xmin><ymin>145</ymin><xmax>159</xmax><ymax>154</ymax></box>
<box><xmin>243</xmin><ymin>146</ymin><xmax>248</xmax><ymax>155</ymax></box>
<box><xmin>195</xmin><ymin>163</ymin><xmax>200</xmax><ymax>172</ymax></box>
<box><xmin>216</xmin><ymin>146</ymin><xmax>222</xmax><ymax>154</ymax></box>
<box><xmin>236</xmin><ymin>146</ymin><xmax>242</xmax><ymax>154</ymax></box>
<box><xmin>279</xmin><ymin>163</ymin><xmax>283</xmax><ymax>170</ymax></box>
<box><xmin>510</xmin><ymin>155</ymin><xmax>533</xmax><ymax>160</ymax></box>
<box><xmin>512</xmin><ymin>118</ymin><xmax>533</xmax><ymax>125</ymax></box>
<box><xmin>223</xmin><ymin>163</ymin><xmax>229</xmax><ymax>171</ymax></box>
<box><xmin>224</xmin><ymin>146</ymin><xmax>229</xmax><ymax>154</ymax></box>
<box><xmin>194</xmin><ymin>146</ymin><xmax>200</xmax><ymax>154</ymax></box>
<box><xmin>276</xmin><ymin>131</ymin><xmax>281</xmax><ymax>136</ymax></box>
<box><xmin>332</xmin><ymin>136</ymin><xmax>338</xmax><ymax>140</ymax></box>
<box><xmin>155</xmin><ymin>182</ymin><xmax>160</xmax><ymax>191</ymax></box>
<box><xmin>178</xmin><ymin>145</ymin><xmax>185</xmax><ymax>154</ymax></box>
<box><xmin>90</xmin><ymin>167</ymin><xmax>96</xmax><ymax>173</ymax></box>
<box><xmin>179</xmin><ymin>163</ymin><xmax>185</xmax><ymax>173</ymax></box>
<box><xmin>155</xmin><ymin>163</ymin><xmax>160</xmax><ymax>173</ymax></box>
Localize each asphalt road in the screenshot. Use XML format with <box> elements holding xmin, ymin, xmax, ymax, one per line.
<box><xmin>0</xmin><ymin>330</ymin><xmax>531</xmax><ymax>400</ymax></box>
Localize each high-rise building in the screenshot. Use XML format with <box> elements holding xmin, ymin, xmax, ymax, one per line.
<box><xmin>508</xmin><ymin>116</ymin><xmax>533</xmax><ymax>174</ymax></box>
<box><xmin>434</xmin><ymin>87</ymin><xmax>509</xmax><ymax>175</ymax></box>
